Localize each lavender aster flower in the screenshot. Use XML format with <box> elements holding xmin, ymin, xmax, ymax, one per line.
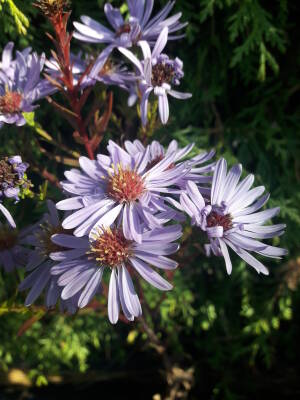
<box><xmin>0</xmin><ymin>42</ymin><xmax>55</xmax><ymax>128</ymax></box>
<box><xmin>0</xmin><ymin>222</ymin><xmax>30</xmax><ymax>272</ymax></box>
<box><xmin>180</xmin><ymin>159</ymin><xmax>287</xmax><ymax>275</ymax></box>
<box><xmin>19</xmin><ymin>200</ymin><xmax>64</xmax><ymax>306</ymax></box>
<box><xmin>0</xmin><ymin>155</ymin><xmax>29</xmax><ymax>201</ymax></box>
<box><xmin>19</xmin><ymin>200</ymin><xmax>77</xmax><ymax>313</ymax></box>
<box><xmin>50</xmin><ymin>224</ymin><xmax>181</xmax><ymax>324</ymax></box>
<box><xmin>73</xmin><ymin>0</ymin><xmax>187</xmax><ymax>53</ymax></box>
<box><xmin>56</xmin><ymin>140</ymin><xmax>189</xmax><ymax>240</ymax></box>
<box><xmin>119</xmin><ymin>27</ymin><xmax>192</xmax><ymax>125</ymax></box>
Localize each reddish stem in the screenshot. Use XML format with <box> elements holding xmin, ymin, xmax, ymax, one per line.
<box><xmin>46</xmin><ymin>10</ymin><xmax>95</xmax><ymax>159</ymax></box>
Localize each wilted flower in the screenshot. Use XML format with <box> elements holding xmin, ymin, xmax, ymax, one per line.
<box><xmin>33</xmin><ymin>0</ymin><xmax>70</xmax><ymax>19</ymax></box>
<box><xmin>0</xmin><ymin>155</ymin><xmax>30</xmax><ymax>201</ymax></box>
<box><xmin>73</xmin><ymin>0</ymin><xmax>187</xmax><ymax>51</ymax></box>
<box><xmin>50</xmin><ymin>224</ymin><xmax>181</xmax><ymax>323</ymax></box>
<box><xmin>56</xmin><ymin>140</ymin><xmax>189</xmax><ymax>239</ymax></box>
<box><xmin>119</xmin><ymin>27</ymin><xmax>192</xmax><ymax>125</ymax></box>
<box><xmin>0</xmin><ymin>42</ymin><xmax>55</xmax><ymax>128</ymax></box>
<box><xmin>180</xmin><ymin>159</ymin><xmax>287</xmax><ymax>275</ymax></box>
<box><xmin>19</xmin><ymin>200</ymin><xmax>77</xmax><ymax>313</ymax></box>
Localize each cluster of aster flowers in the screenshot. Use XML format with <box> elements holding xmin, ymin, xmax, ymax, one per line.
<box><xmin>71</xmin><ymin>0</ymin><xmax>191</xmax><ymax>125</ymax></box>
<box><xmin>0</xmin><ymin>0</ymin><xmax>191</xmax><ymax>129</ymax></box>
<box><xmin>0</xmin><ymin>1</ymin><xmax>287</xmax><ymax>326</ymax></box>
<box><xmin>1</xmin><ymin>139</ymin><xmax>283</xmax><ymax>325</ymax></box>
<box><xmin>32</xmin><ymin>139</ymin><xmax>215</xmax><ymax>323</ymax></box>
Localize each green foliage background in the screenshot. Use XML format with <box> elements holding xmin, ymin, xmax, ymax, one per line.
<box><xmin>0</xmin><ymin>0</ymin><xmax>299</xmax><ymax>398</ymax></box>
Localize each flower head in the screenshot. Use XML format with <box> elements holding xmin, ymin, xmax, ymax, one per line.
<box><xmin>73</xmin><ymin>1</ymin><xmax>186</xmax><ymax>49</ymax></box>
<box><xmin>0</xmin><ymin>156</ymin><xmax>30</xmax><ymax>201</ymax></box>
<box><xmin>180</xmin><ymin>159</ymin><xmax>287</xmax><ymax>275</ymax></box>
<box><xmin>19</xmin><ymin>200</ymin><xmax>77</xmax><ymax>312</ymax></box>
<box><xmin>57</xmin><ymin>140</ymin><xmax>189</xmax><ymax>240</ymax></box>
<box><xmin>119</xmin><ymin>27</ymin><xmax>192</xmax><ymax>125</ymax></box>
<box><xmin>0</xmin><ymin>42</ymin><xmax>55</xmax><ymax>129</ymax></box>
<box><xmin>50</xmin><ymin>224</ymin><xmax>181</xmax><ymax>323</ymax></box>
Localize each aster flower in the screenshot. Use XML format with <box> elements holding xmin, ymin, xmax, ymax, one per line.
<box><xmin>0</xmin><ymin>42</ymin><xmax>55</xmax><ymax>129</ymax></box>
<box><xmin>73</xmin><ymin>0</ymin><xmax>187</xmax><ymax>52</ymax></box>
<box><xmin>56</xmin><ymin>140</ymin><xmax>189</xmax><ymax>240</ymax></box>
<box><xmin>0</xmin><ymin>155</ymin><xmax>30</xmax><ymax>201</ymax></box>
<box><xmin>125</xmin><ymin>139</ymin><xmax>215</xmax><ymax>188</ymax></box>
<box><xmin>92</xmin><ymin>58</ymin><xmax>138</xmax><ymax>89</ymax></box>
<box><xmin>19</xmin><ymin>200</ymin><xmax>78</xmax><ymax>313</ymax></box>
<box><xmin>0</xmin><ymin>221</ymin><xmax>31</xmax><ymax>272</ymax></box>
<box><xmin>119</xmin><ymin>27</ymin><xmax>192</xmax><ymax>125</ymax></box>
<box><xmin>46</xmin><ymin>50</ymin><xmax>137</xmax><ymax>102</ymax></box>
<box><xmin>50</xmin><ymin>224</ymin><xmax>181</xmax><ymax>324</ymax></box>
<box><xmin>180</xmin><ymin>159</ymin><xmax>287</xmax><ymax>275</ymax></box>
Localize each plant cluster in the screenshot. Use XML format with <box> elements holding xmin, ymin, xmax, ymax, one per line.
<box><xmin>0</xmin><ymin>0</ymin><xmax>298</xmax><ymax>397</ymax></box>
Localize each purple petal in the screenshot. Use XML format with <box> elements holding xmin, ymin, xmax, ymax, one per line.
<box><xmin>152</xmin><ymin>27</ymin><xmax>168</xmax><ymax>58</ymax></box>
<box><xmin>118</xmin><ymin>47</ymin><xmax>143</xmax><ymax>74</ymax></box>
<box><xmin>121</xmin><ymin>265</ymin><xmax>142</xmax><ymax>317</ymax></box>
<box><xmin>158</xmin><ymin>91</ymin><xmax>169</xmax><ymax>124</ymax></box>
<box><xmin>168</xmin><ymin>90</ymin><xmax>192</xmax><ymax>99</ymax></box>
<box><xmin>51</xmin><ymin>234</ymin><xmax>89</xmax><ymax>249</ymax></box>
<box><xmin>141</xmin><ymin>86</ymin><xmax>153</xmax><ymax>125</ymax></box>
<box><xmin>78</xmin><ymin>267</ymin><xmax>103</xmax><ymax>308</ymax></box>
<box><xmin>218</xmin><ymin>239</ymin><xmax>232</xmax><ymax>275</ymax></box>
<box><xmin>134</xmin><ymin>251</ymin><xmax>178</xmax><ymax>270</ymax></box>
<box><xmin>61</xmin><ymin>268</ymin><xmax>96</xmax><ymax>300</ymax></box>
<box><xmin>224</xmin><ymin>240</ymin><xmax>269</xmax><ymax>275</ymax></box>
<box><xmin>89</xmin><ymin>203</ymin><xmax>123</xmax><ymax>239</ymax></box>
<box><xmin>130</xmin><ymin>257</ymin><xmax>172</xmax><ymax>291</ymax></box>
<box><xmin>211</xmin><ymin>158</ymin><xmax>227</xmax><ymax>205</ymax></box>
<box><xmin>108</xmin><ymin>268</ymin><xmax>120</xmax><ymax>324</ymax></box>
<box><xmin>104</xmin><ymin>4</ymin><xmax>124</xmax><ymax>30</ymax></box>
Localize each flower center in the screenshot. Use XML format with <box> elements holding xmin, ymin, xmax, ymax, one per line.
<box><xmin>116</xmin><ymin>23</ymin><xmax>131</xmax><ymax>37</ymax></box>
<box><xmin>206</xmin><ymin>211</ymin><xmax>233</xmax><ymax>232</ymax></box>
<box><xmin>0</xmin><ymin>158</ymin><xmax>19</xmax><ymax>192</ymax></box>
<box><xmin>99</xmin><ymin>59</ymin><xmax>114</xmax><ymax>77</ymax></box>
<box><xmin>0</xmin><ymin>91</ymin><xmax>23</xmax><ymax>114</ymax></box>
<box><xmin>107</xmin><ymin>165</ymin><xmax>144</xmax><ymax>203</ymax></box>
<box><xmin>0</xmin><ymin>226</ymin><xmax>18</xmax><ymax>251</ymax></box>
<box><xmin>89</xmin><ymin>227</ymin><xmax>131</xmax><ymax>268</ymax></box>
<box><xmin>36</xmin><ymin>223</ymin><xmax>67</xmax><ymax>256</ymax></box>
<box><xmin>152</xmin><ymin>62</ymin><xmax>176</xmax><ymax>87</ymax></box>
